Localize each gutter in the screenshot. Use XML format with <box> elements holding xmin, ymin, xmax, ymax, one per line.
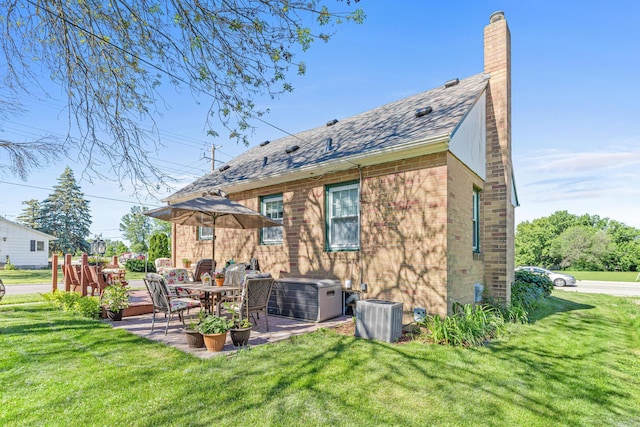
<box><xmin>168</xmin><ymin>132</ymin><xmax>451</xmax><ymax>203</ymax></box>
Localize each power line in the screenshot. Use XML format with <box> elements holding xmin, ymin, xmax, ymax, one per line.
<box><xmin>0</xmin><ymin>180</ymin><xmax>164</xmax><ymax>208</ymax></box>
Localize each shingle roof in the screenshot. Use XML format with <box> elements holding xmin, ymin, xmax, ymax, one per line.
<box><xmin>170</xmin><ymin>72</ymin><xmax>488</xmax><ymax>200</ymax></box>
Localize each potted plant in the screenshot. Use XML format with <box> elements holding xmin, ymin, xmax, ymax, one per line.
<box><xmin>230</xmin><ymin>317</ymin><xmax>253</xmax><ymax>348</ymax></box>
<box><xmin>224</xmin><ymin>302</ymin><xmax>253</xmax><ymax>347</ymax></box>
<box><xmin>100</xmin><ymin>285</ymin><xmax>130</xmax><ymax>321</ymax></box>
<box><xmin>198</xmin><ymin>314</ymin><xmax>232</xmax><ymax>352</ymax></box>
<box><xmin>214</xmin><ymin>271</ymin><xmax>225</xmax><ymax>286</ymax></box>
<box><xmin>183</xmin><ymin>319</ymin><xmax>205</xmax><ymax>348</ymax></box>
<box><xmin>182</xmin><ymin>258</ymin><xmax>192</xmax><ymax>268</ymax></box>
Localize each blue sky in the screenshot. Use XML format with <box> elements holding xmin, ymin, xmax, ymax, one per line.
<box><xmin>1</xmin><ymin>1</ymin><xmax>639</xmax><ymax>243</ymax></box>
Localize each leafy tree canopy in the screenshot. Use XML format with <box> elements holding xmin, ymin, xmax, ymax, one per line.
<box><xmin>516</xmin><ymin>211</ymin><xmax>640</xmax><ymax>271</ymax></box>
<box><xmin>0</xmin><ymin>0</ymin><xmax>364</xmax><ymax>191</ymax></box>
<box><xmin>119</xmin><ymin>206</ymin><xmax>153</xmax><ymax>252</ymax></box>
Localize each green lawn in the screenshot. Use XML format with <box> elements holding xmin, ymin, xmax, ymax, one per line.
<box><xmin>561</xmin><ymin>270</ymin><xmax>640</xmax><ymax>282</ymax></box>
<box><xmin>1</xmin><ymin>291</ymin><xmax>639</xmax><ymax>426</ymax></box>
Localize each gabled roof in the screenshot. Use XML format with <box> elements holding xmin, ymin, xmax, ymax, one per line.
<box><xmin>0</xmin><ymin>216</ymin><xmax>58</xmax><ymax>240</ymax></box>
<box><xmin>170</xmin><ymin>72</ymin><xmax>488</xmax><ymax>201</ymax></box>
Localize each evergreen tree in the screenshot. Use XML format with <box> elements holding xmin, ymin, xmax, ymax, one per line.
<box><xmin>39</xmin><ymin>167</ymin><xmax>92</xmax><ymax>254</ymax></box>
<box><xmin>148</xmin><ymin>233</ymin><xmax>171</xmax><ymax>264</ymax></box>
<box><xmin>15</xmin><ymin>199</ymin><xmax>42</xmax><ymax>230</ymax></box>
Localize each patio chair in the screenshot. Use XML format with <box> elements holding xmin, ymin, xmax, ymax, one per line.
<box><xmin>154</xmin><ymin>257</ymin><xmax>173</xmax><ymax>274</ymax></box>
<box><xmin>143</xmin><ymin>273</ymin><xmax>203</xmax><ymax>335</ymax></box>
<box><xmin>192</xmin><ymin>258</ymin><xmax>215</xmax><ymax>282</ymax></box>
<box><xmin>66</xmin><ymin>264</ymin><xmax>82</xmax><ymax>292</ymax></box>
<box><xmin>220</xmin><ymin>263</ymin><xmax>249</xmax><ymax>304</ymax></box>
<box><xmin>84</xmin><ymin>265</ymin><xmax>107</xmax><ymax>296</ymax></box>
<box><xmin>235</xmin><ymin>277</ymin><xmax>275</xmax><ymax>331</ymax></box>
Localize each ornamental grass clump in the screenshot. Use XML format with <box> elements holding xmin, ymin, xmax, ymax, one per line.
<box><xmin>419</xmin><ymin>303</ymin><xmax>505</xmax><ymax>347</ymax></box>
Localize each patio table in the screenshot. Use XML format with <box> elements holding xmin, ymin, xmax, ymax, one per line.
<box><xmin>168</xmin><ymin>282</ymin><xmax>238</xmax><ymax>316</ymax></box>
<box><xmin>102</xmin><ymin>268</ymin><xmax>128</xmax><ymax>286</ymax></box>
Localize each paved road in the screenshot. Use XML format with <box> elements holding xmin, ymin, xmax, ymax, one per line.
<box><xmin>3</xmin><ymin>280</ymin><xmax>145</xmax><ymax>296</ymax></box>
<box><xmin>554</xmin><ymin>280</ymin><xmax>640</xmax><ymax>297</ymax></box>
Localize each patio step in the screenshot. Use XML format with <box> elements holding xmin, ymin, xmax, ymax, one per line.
<box><xmin>124</xmin><ymin>290</ymin><xmax>153</xmax><ymax>317</ymax></box>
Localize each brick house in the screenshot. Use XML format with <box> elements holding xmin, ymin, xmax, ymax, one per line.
<box><xmin>166</xmin><ymin>12</ymin><xmax>517</xmax><ymax>318</ymax></box>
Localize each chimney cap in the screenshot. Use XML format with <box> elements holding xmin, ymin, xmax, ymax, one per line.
<box><xmin>489</xmin><ymin>11</ymin><xmax>505</xmax><ymax>23</ymax></box>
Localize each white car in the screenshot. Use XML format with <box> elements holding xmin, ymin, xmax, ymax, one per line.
<box><xmin>516</xmin><ymin>266</ymin><xmax>577</xmax><ymax>287</ymax></box>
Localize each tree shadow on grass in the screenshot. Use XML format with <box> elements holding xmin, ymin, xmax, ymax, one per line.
<box><xmin>526</xmin><ymin>294</ymin><xmax>595</xmax><ymax>324</ymax></box>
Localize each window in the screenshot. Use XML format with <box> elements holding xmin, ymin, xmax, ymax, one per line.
<box><xmin>326</xmin><ymin>182</ymin><xmax>360</xmax><ymax>251</ymax></box>
<box><xmin>472</xmin><ymin>189</ymin><xmax>481</xmax><ymax>252</ymax></box>
<box><xmin>36</xmin><ymin>241</ymin><xmax>45</xmax><ymax>251</ymax></box>
<box><xmin>198</xmin><ymin>227</ymin><xmax>213</xmax><ymax>241</ymax></box>
<box><xmin>260</xmin><ymin>194</ymin><xmax>283</xmax><ymax>245</ymax></box>
<box><xmin>30</xmin><ymin>239</ymin><xmax>36</xmax><ymax>252</ymax></box>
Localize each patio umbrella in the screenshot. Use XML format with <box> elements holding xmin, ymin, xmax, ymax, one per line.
<box><xmin>143</xmin><ymin>195</ymin><xmax>282</xmax><ymax>272</ymax></box>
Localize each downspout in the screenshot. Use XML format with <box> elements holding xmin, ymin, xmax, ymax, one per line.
<box><xmin>357</xmin><ymin>165</ymin><xmax>364</xmax><ymax>289</ymax></box>
<box><xmin>344</xmin><ymin>159</ymin><xmax>365</xmax><ymax>288</ymax></box>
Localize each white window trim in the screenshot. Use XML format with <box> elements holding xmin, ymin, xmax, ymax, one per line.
<box><xmin>472</xmin><ymin>189</ymin><xmax>480</xmax><ymax>253</ymax></box>
<box><xmin>261</xmin><ymin>194</ymin><xmax>284</xmax><ymax>245</ymax></box>
<box><xmin>327</xmin><ymin>182</ymin><xmax>360</xmax><ymax>251</ymax></box>
<box><xmin>198</xmin><ymin>226</ymin><xmax>213</xmax><ymax>241</ymax></box>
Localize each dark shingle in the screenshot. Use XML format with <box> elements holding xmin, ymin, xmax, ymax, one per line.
<box><xmin>170</xmin><ymin>73</ymin><xmax>488</xmax><ymax>200</ymax></box>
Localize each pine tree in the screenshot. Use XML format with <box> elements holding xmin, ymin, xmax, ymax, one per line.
<box><xmin>16</xmin><ymin>199</ymin><xmax>42</xmax><ymax>230</ymax></box>
<box><xmin>39</xmin><ymin>167</ymin><xmax>92</xmax><ymax>254</ymax></box>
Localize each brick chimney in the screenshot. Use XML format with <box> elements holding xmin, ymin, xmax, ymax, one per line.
<box><xmin>483</xmin><ymin>11</ymin><xmax>514</xmax><ymax>303</ymax></box>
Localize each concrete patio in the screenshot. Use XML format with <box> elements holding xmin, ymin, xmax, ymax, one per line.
<box><xmin>109</xmin><ymin>290</ymin><xmax>352</xmax><ymax>359</ymax></box>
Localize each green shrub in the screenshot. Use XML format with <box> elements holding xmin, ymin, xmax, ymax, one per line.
<box><xmin>512</xmin><ymin>270</ymin><xmax>553</xmax><ymax>313</ymax></box>
<box><xmin>418</xmin><ymin>303</ymin><xmax>505</xmax><ymax>347</ymax></box>
<box><xmin>87</xmin><ymin>257</ymin><xmax>107</xmax><ymax>267</ymax></box>
<box><xmin>73</xmin><ymin>296</ymin><xmax>101</xmax><ymax>319</ymax></box>
<box><xmin>484</xmin><ymin>270</ymin><xmax>553</xmax><ymax>324</ymax></box>
<box><xmin>43</xmin><ymin>291</ymin><xmax>100</xmax><ymax>319</ymax></box>
<box><xmin>124</xmin><ymin>259</ymin><xmax>155</xmax><ymax>273</ymax></box>
<box><xmin>4</xmin><ymin>257</ymin><xmax>16</xmax><ymax>270</ymax></box>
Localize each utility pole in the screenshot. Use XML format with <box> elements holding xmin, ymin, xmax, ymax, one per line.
<box><xmin>210</xmin><ymin>145</ymin><xmax>215</xmax><ymax>172</ymax></box>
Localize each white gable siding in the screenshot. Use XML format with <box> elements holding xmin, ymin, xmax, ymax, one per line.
<box><xmin>448</xmin><ymin>92</ymin><xmax>486</xmax><ymax>180</ymax></box>
<box><xmin>0</xmin><ymin>219</ymin><xmax>53</xmax><ymax>268</ymax></box>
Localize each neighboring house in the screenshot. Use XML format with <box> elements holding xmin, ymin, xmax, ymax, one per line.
<box><xmin>167</xmin><ymin>12</ymin><xmax>518</xmax><ymax>318</ymax></box>
<box><xmin>0</xmin><ymin>216</ymin><xmax>57</xmax><ymax>269</ymax></box>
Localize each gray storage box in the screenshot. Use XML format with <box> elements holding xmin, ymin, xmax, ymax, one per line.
<box><xmin>268</xmin><ymin>277</ymin><xmax>342</xmax><ymax>322</ymax></box>
<box><xmin>355</xmin><ymin>299</ymin><xmax>404</xmax><ymax>343</ymax></box>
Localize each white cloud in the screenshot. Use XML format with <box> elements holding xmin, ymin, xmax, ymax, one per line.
<box><xmin>514</xmin><ymin>145</ymin><xmax>640</xmax><ymax>228</ymax></box>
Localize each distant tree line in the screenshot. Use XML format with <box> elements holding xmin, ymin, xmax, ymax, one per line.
<box><xmin>516</xmin><ymin>211</ymin><xmax>640</xmax><ymax>271</ymax></box>
<box><xmin>15</xmin><ymin>167</ymin><xmax>170</xmax><ymax>258</ymax></box>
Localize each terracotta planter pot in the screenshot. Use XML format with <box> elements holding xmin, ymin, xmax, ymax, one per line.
<box><xmin>202</xmin><ymin>332</ymin><xmax>227</xmax><ymax>352</ymax></box>
<box><xmin>230</xmin><ymin>327</ymin><xmax>252</xmax><ymax>347</ymax></box>
<box><xmin>184</xmin><ymin>330</ymin><xmax>205</xmax><ymax>348</ymax></box>
<box><xmin>215</xmin><ymin>278</ymin><xmax>225</xmax><ymax>287</ymax></box>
